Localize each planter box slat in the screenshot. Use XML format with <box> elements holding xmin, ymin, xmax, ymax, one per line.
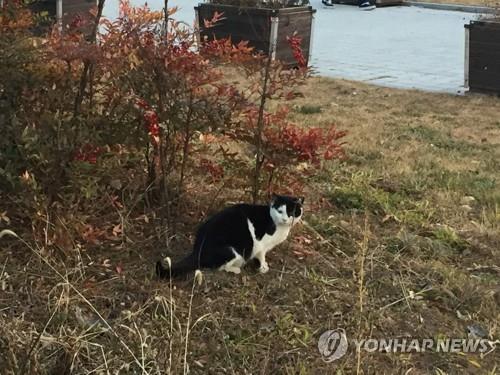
<box><xmin>469</xmin><ymin>50</ymin><xmax>500</xmax><ymax>61</ymax></box>
<box><xmin>469</xmin><ymin>71</ymin><xmax>500</xmax><ymax>92</ymax></box>
<box><xmin>29</xmin><ymin>0</ymin><xmax>95</xmax><ymax>28</ymax></box>
<box><xmin>65</xmin><ymin>0</ymin><xmax>94</xmax><ymax>5</ymax></box>
<box><xmin>470</xmin><ymin>42</ymin><xmax>500</xmax><ymax>51</ymax></box>
<box><xmin>196</xmin><ymin>3</ymin><xmax>315</xmax><ymax>67</ymax></box>
<box><xmin>467</xmin><ymin>29</ymin><xmax>500</xmax><ymax>43</ymax></box>
<box><xmin>275</xmin><ymin>12</ymin><xmax>312</xmax><ymax>64</ymax></box>
<box><xmin>469</xmin><ymin>61</ymin><xmax>500</xmax><ymax>71</ymax></box>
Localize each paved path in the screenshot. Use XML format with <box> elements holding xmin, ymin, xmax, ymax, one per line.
<box><xmin>103</xmin><ymin>1</ymin><xmax>482</xmax><ymax>93</ymax></box>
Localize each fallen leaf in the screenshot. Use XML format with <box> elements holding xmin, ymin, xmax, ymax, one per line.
<box><xmin>0</xmin><ymin>211</ymin><xmax>10</xmax><ymax>224</ymax></box>
<box><xmin>112</xmin><ymin>223</ymin><xmax>123</xmax><ymax>237</ymax></box>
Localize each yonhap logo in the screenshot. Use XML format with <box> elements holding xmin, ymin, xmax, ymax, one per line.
<box><xmin>318</xmin><ymin>328</ymin><xmax>348</xmax><ymax>362</ymax></box>
<box><xmin>317</xmin><ymin>328</ymin><xmax>497</xmax><ymax>363</ymax></box>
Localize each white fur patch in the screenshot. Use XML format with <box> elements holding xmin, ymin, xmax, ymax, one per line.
<box><xmin>271</xmin><ymin>204</ymin><xmax>295</xmax><ymax>226</ymax></box>
<box><xmin>248</xmin><ymin>218</ymin><xmax>291</xmax><ymax>260</ymax></box>
<box><xmin>219</xmin><ymin>247</ymin><xmax>245</xmax><ymax>274</ymax></box>
<box><xmin>219</xmin><ymin>207</ymin><xmax>297</xmax><ymax>274</ymax></box>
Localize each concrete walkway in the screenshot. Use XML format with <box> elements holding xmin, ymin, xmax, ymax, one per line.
<box><xmin>103</xmin><ymin>0</ymin><xmax>483</xmax><ymax>93</ymax></box>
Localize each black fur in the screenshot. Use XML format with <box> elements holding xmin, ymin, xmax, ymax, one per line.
<box><xmin>156</xmin><ymin>194</ymin><xmax>303</xmax><ymax>279</ymax></box>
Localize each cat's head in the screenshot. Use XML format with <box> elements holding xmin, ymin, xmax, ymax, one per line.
<box><xmin>270</xmin><ymin>194</ymin><xmax>304</xmax><ymax>226</ymax></box>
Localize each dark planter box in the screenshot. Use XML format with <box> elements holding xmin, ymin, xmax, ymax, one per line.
<box><xmin>195</xmin><ymin>3</ymin><xmax>316</xmax><ymax>67</ymax></box>
<box><xmin>29</xmin><ymin>0</ymin><xmax>95</xmax><ymax>25</ymax></box>
<box><xmin>60</xmin><ymin>0</ymin><xmax>95</xmax><ymax>24</ymax></box>
<box><xmin>465</xmin><ymin>19</ymin><xmax>500</xmax><ymax>94</ymax></box>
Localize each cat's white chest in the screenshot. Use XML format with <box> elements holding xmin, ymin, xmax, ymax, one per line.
<box><xmin>247</xmin><ymin>219</ymin><xmax>290</xmax><ymax>256</ymax></box>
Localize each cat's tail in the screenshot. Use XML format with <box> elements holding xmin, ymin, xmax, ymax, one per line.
<box><xmin>156</xmin><ymin>253</ymin><xmax>198</xmax><ymax>279</ymax></box>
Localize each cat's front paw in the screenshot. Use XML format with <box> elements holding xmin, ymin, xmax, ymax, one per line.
<box><xmin>223</xmin><ymin>266</ymin><xmax>241</xmax><ymax>274</ymax></box>
<box><xmin>259</xmin><ymin>263</ymin><xmax>269</xmax><ymax>274</ymax></box>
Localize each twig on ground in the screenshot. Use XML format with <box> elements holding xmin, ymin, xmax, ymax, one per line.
<box><xmin>183</xmin><ymin>270</ymin><xmax>202</xmax><ymax>375</ymax></box>
<box><xmin>380</xmin><ymin>286</ymin><xmax>433</xmax><ymax>311</ymax></box>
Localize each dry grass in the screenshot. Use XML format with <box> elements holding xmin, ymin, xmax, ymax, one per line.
<box><xmin>1</xmin><ymin>77</ymin><xmax>499</xmax><ymax>374</ymax></box>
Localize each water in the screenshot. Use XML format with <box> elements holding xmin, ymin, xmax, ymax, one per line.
<box><xmin>309</xmin><ymin>2</ymin><xmax>480</xmax><ymax>93</ymax></box>
<box><xmin>102</xmin><ymin>0</ymin><xmax>198</xmax><ymax>25</ymax></box>
<box><xmin>102</xmin><ymin>0</ymin><xmax>481</xmax><ymax>93</ymax></box>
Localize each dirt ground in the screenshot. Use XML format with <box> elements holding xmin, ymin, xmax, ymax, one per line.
<box><xmin>1</xmin><ymin>77</ymin><xmax>499</xmax><ymax>374</ymax></box>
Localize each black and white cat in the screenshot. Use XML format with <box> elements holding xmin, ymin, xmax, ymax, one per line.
<box><xmin>156</xmin><ymin>194</ymin><xmax>304</xmax><ymax>278</ymax></box>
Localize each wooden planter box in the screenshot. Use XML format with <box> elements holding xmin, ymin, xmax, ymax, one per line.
<box><xmin>195</xmin><ymin>3</ymin><xmax>316</xmax><ymax>67</ymax></box>
<box><xmin>465</xmin><ymin>19</ymin><xmax>500</xmax><ymax>94</ymax></box>
<box><xmin>29</xmin><ymin>0</ymin><xmax>95</xmax><ymax>25</ymax></box>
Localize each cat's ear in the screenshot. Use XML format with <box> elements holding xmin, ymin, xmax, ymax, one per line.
<box><xmin>270</xmin><ymin>193</ymin><xmax>278</xmax><ymax>204</ymax></box>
